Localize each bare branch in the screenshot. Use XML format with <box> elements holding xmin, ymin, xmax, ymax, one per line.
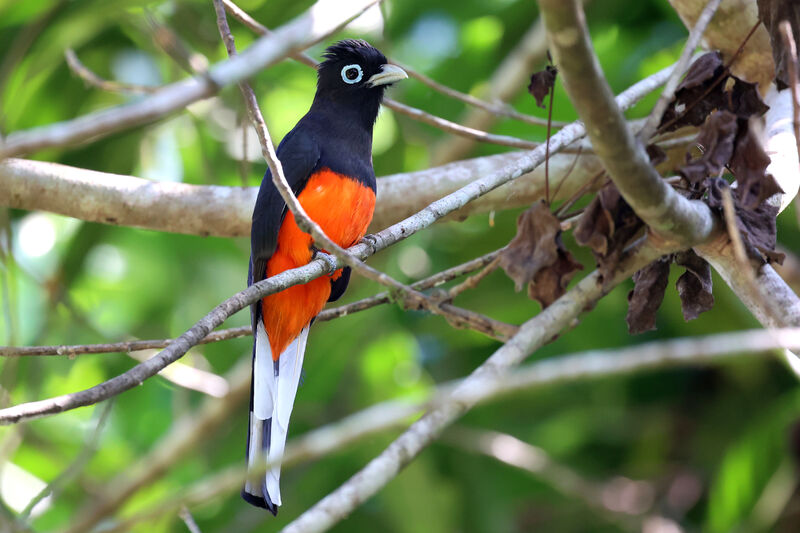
<box><xmin>64</xmin><ymin>49</ymin><xmax>158</xmax><ymax>94</ymax></box>
<box><xmin>0</xmin><ymin>151</ymin><xmax>602</xmax><ymax>236</ymax></box>
<box><xmin>0</xmin><ymin>0</ymin><xmax>381</xmax><ymax>159</ymax></box>
<box><xmin>540</xmin><ymin>0</ymin><xmax>717</xmax><ymax>246</ymax></box>
<box><xmin>639</xmin><ymin>0</ymin><xmax>723</xmax><ymax>141</ymax></box>
<box><xmin>1</xmin><ymin>250</ymin><xmax>501</xmax><ymax>357</ymax></box>
<box><xmin>397</xmin><ymin>62</ymin><xmax>566</xmax><ymax>128</ymax></box>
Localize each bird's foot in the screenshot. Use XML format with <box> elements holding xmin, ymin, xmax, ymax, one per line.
<box><xmin>359</xmin><ymin>233</ymin><xmax>380</xmax><ymax>254</ymax></box>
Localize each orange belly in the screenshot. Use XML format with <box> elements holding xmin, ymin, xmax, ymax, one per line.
<box><xmin>261</xmin><ymin>168</ymin><xmax>375</xmax><ymax>360</ymax></box>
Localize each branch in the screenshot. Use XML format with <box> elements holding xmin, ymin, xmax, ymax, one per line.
<box><xmin>0</xmin><ymin>59</ymin><xmax>672</xmax><ymax>425</ymax></box>
<box><xmin>540</xmin><ymin>0</ymin><xmax>717</xmax><ymax>246</ymax></box>
<box><xmin>0</xmin><ymin>151</ymin><xmax>602</xmax><ymax>236</ymax></box>
<box><xmin>0</xmin><ymin>250</ymin><xmax>501</xmax><ymax>357</ymax></box>
<box><xmin>64</xmin><ymin>49</ymin><xmax>158</xmax><ymax>94</ymax></box>
<box><xmin>0</xmin><ymin>0</ymin><xmax>381</xmax><ymax>159</ymax></box>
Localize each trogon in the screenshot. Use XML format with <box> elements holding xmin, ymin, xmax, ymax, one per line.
<box><xmin>242</xmin><ymin>40</ymin><xmax>406</xmax><ymax>514</ymax></box>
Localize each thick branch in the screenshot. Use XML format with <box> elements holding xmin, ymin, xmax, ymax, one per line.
<box><xmin>0</xmin><ymin>0</ymin><xmax>380</xmax><ymax>159</ymax></box>
<box><xmin>540</xmin><ymin>0</ymin><xmax>717</xmax><ymax>245</ymax></box>
<box><xmin>0</xmin><ymin>152</ymin><xmax>601</xmax><ymax>236</ymax></box>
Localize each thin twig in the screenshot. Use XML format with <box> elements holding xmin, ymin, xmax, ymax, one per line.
<box><xmin>656</xmin><ymin>20</ymin><xmax>761</xmax><ymax>135</ymax></box>
<box><xmin>447</xmin><ymin>256</ymin><xmax>501</xmax><ymax>300</ymax></box>
<box><xmin>638</xmin><ymin>0</ymin><xmax>723</xmax><ymax>141</ymax></box>
<box><xmin>178</xmin><ymin>506</ymin><xmax>202</xmax><ymax>533</ymax></box>
<box><xmin>396</xmin><ymin>62</ymin><xmax>568</xmax><ymax>128</ymax></box>
<box><xmin>1</xmin><ymin>250</ymin><xmax>502</xmax><ymax>357</ymax></box>
<box><xmin>64</xmin><ymin>49</ymin><xmax>159</xmax><ymax>94</ymax></box>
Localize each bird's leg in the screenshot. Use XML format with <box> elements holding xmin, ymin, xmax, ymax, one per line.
<box><xmin>359</xmin><ymin>233</ymin><xmax>380</xmax><ymax>254</ymax></box>
<box><xmin>311</xmin><ymin>245</ymin><xmax>338</xmax><ymax>275</ymax></box>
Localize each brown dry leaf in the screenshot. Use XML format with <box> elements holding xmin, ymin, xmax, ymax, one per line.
<box><xmin>704</xmin><ymin>179</ymin><xmax>785</xmax><ymax>264</ymax></box>
<box><xmin>528</xmin><ymin>235</ymin><xmax>584</xmax><ymax>308</ymax></box>
<box><xmin>574</xmin><ymin>184</ymin><xmax>644</xmax><ymax>281</ymax></box>
<box><xmin>757</xmin><ymin>0</ymin><xmax>800</xmax><ymax>89</ymax></box>
<box><xmin>727</xmin><ymin>78</ymin><xmax>770</xmax><ymax>118</ymax></box>
<box><xmin>499</xmin><ymin>201</ymin><xmax>582</xmax><ymax>308</ymax></box>
<box><xmin>674</xmin><ymin>250</ymin><xmax>714</xmax><ymax>321</ymax></box>
<box><xmin>528</xmin><ymin>65</ymin><xmax>558</xmax><ymax>108</ymax></box>
<box><xmin>680</xmin><ymin>110</ymin><xmax>738</xmax><ymax>185</ymax></box>
<box><xmin>660</xmin><ymin>52</ymin><xmax>727</xmax><ymax>131</ymax></box>
<box><xmin>626</xmin><ymin>258</ymin><xmax>670</xmax><ymax>334</ymax></box>
<box><xmin>729</xmin><ymin>124</ymin><xmax>783</xmax><ymax>209</ymax></box>
<box><xmin>646</xmin><ymin>144</ymin><xmax>667</xmax><ymax>166</ymax></box>
<box><xmin>735</xmin><ymin>200</ymin><xmax>785</xmax><ymax>264</ymax></box>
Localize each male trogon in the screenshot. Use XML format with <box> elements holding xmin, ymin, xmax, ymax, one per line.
<box><xmin>243</xmin><ymin>40</ymin><xmax>406</xmax><ymax>514</ymax></box>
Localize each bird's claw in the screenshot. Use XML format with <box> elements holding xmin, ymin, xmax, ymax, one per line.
<box><xmin>360</xmin><ymin>233</ymin><xmax>380</xmax><ymax>253</ymax></box>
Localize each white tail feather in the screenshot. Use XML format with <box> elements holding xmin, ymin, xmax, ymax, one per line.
<box><xmin>266</xmin><ymin>325</ymin><xmax>309</xmax><ymax>506</ymax></box>
<box><xmin>245</xmin><ymin>322</ymin><xmax>309</xmax><ymax>509</ymax></box>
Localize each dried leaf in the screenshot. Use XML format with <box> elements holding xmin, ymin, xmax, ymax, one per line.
<box><xmin>499</xmin><ymin>201</ymin><xmax>583</xmax><ymax>308</ymax></box>
<box><xmin>674</xmin><ymin>250</ymin><xmax>714</xmax><ymax>321</ymax></box>
<box><xmin>735</xmin><ymin>199</ymin><xmax>785</xmax><ymax>264</ymax></box>
<box><xmin>680</xmin><ymin>110</ymin><xmax>738</xmax><ymax>185</ymax></box>
<box><xmin>626</xmin><ymin>258</ymin><xmax>670</xmax><ymax>334</ymax></box>
<box><xmin>528</xmin><ymin>235</ymin><xmax>584</xmax><ymax>308</ymax></box>
<box><xmin>528</xmin><ymin>65</ymin><xmax>558</xmax><ymax>108</ymax></box>
<box><xmin>757</xmin><ymin>0</ymin><xmax>800</xmax><ymax>89</ymax></box>
<box><xmin>729</xmin><ymin>124</ymin><xmax>783</xmax><ymax>209</ymax></box>
<box><xmin>574</xmin><ymin>184</ymin><xmax>644</xmax><ymax>281</ymax></box>
<box><xmin>704</xmin><ymin>179</ymin><xmax>785</xmax><ymax>264</ymax></box>
<box><xmin>646</xmin><ymin>144</ymin><xmax>667</xmax><ymax>166</ymax></box>
<box><xmin>660</xmin><ymin>52</ymin><xmax>727</xmax><ymax>131</ymax></box>
<box><xmin>727</xmin><ymin>78</ymin><xmax>770</xmax><ymax>118</ymax></box>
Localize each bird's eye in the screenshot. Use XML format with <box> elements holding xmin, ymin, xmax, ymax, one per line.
<box><xmin>340</xmin><ymin>64</ymin><xmax>363</xmax><ymax>84</ymax></box>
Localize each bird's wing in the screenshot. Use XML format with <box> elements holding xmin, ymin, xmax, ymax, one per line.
<box><xmin>249</xmin><ymin>126</ymin><xmax>320</xmax><ymax>317</ymax></box>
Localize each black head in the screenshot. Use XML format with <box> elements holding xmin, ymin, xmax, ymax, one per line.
<box><xmin>312</xmin><ymin>40</ymin><xmax>406</xmax><ymax>128</ymax></box>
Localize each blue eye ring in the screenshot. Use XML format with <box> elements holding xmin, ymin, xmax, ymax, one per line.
<box><xmin>341</xmin><ymin>64</ymin><xmax>363</xmax><ymax>84</ymax></box>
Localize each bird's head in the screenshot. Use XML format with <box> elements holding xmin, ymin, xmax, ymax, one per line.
<box><xmin>314</xmin><ymin>39</ymin><xmax>406</xmax><ymax>126</ymax></box>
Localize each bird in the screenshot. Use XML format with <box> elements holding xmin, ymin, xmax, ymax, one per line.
<box><xmin>242</xmin><ymin>39</ymin><xmax>407</xmax><ymax>514</ymax></box>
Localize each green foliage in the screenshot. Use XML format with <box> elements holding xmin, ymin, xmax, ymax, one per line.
<box><xmin>1</xmin><ymin>0</ymin><xmax>799</xmax><ymax>532</ymax></box>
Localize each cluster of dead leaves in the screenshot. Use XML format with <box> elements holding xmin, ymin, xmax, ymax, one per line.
<box><xmin>499</xmin><ymin>46</ymin><xmax>787</xmax><ymax>333</ymax></box>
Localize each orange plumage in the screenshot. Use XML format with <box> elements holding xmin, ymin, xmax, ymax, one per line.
<box><xmin>260</xmin><ymin>168</ymin><xmax>376</xmax><ymax>360</ymax></box>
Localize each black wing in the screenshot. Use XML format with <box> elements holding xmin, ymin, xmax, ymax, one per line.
<box><xmin>249</xmin><ymin>123</ymin><xmax>320</xmax><ymax>325</ymax></box>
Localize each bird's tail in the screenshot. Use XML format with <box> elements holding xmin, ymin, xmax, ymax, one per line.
<box><xmin>242</xmin><ymin>321</ymin><xmax>309</xmax><ymax>514</ymax></box>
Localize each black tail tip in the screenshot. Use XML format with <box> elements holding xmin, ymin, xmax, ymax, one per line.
<box><xmin>241</xmin><ymin>489</ymin><xmax>278</xmax><ymax>516</ymax></box>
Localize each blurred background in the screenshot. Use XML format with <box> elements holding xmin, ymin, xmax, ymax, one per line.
<box><xmin>1</xmin><ymin>0</ymin><xmax>799</xmax><ymax>531</ymax></box>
